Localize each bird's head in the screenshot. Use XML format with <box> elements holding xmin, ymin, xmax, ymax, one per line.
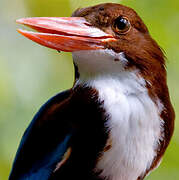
<box><xmin>17</xmin><ymin>3</ymin><xmax>166</xmax><ymax>91</ymax></box>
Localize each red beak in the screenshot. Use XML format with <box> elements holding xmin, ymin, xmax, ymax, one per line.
<box><xmin>16</xmin><ymin>17</ymin><xmax>115</xmax><ymax>52</ymax></box>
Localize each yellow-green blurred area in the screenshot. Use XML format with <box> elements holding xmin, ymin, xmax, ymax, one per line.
<box><xmin>0</xmin><ymin>0</ymin><xmax>179</xmax><ymax>179</ymax></box>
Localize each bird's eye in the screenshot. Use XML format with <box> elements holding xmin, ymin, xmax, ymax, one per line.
<box><xmin>113</xmin><ymin>16</ymin><xmax>131</xmax><ymax>34</ymax></box>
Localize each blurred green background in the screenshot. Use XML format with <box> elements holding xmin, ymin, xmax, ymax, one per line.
<box><xmin>0</xmin><ymin>0</ymin><xmax>178</xmax><ymax>179</ymax></box>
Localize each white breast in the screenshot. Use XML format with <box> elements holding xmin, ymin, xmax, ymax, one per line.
<box><xmin>73</xmin><ymin>49</ymin><xmax>163</xmax><ymax>180</ymax></box>
<box><xmin>78</xmin><ymin>72</ymin><xmax>163</xmax><ymax>180</ymax></box>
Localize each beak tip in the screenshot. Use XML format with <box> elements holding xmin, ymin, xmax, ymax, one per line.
<box><xmin>16</xmin><ymin>29</ymin><xmax>30</xmax><ymax>38</ymax></box>
<box><xmin>17</xmin><ymin>29</ymin><xmax>23</xmax><ymax>34</ymax></box>
<box><xmin>16</xmin><ymin>18</ymin><xmax>30</xmax><ymax>25</ymax></box>
<box><xmin>16</xmin><ymin>18</ymin><xmax>23</xmax><ymax>24</ymax></box>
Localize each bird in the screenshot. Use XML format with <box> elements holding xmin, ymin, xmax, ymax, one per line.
<box><xmin>9</xmin><ymin>3</ymin><xmax>175</xmax><ymax>180</ymax></box>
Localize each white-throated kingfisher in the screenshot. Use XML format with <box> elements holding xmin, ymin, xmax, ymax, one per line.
<box><xmin>9</xmin><ymin>3</ymin><xmax>175</xmax><ymax>180</ymax></box>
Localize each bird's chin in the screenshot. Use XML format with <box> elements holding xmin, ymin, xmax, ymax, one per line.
<box><xmin>72</xmin><ymin>49</ymin><xmax>128</xmax><ymax>80</ymax></box>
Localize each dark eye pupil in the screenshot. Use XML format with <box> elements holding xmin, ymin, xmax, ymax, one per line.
<box><xmin>115</xmin><ymin>17</ymin><xmax>128</xmax><ymax>30</ymax></box>
<box><xmin>113</xmin><ymin>16</ymin><xmax>130</xmax><ymax>34</ymax></box>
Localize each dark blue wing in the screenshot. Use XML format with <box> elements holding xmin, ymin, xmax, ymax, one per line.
<box><xmin>9</xmin><ymin>90</ymin><xmax>73</xmax><ymax>180</ymax></box>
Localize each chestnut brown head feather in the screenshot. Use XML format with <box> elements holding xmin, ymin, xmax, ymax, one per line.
<box><xmin>72</xmin><ymin>3</ymin><xmax>148</xmax><ymax>34</ymax></box>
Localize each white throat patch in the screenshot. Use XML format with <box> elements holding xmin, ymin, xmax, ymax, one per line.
<box><xmin>72</xmin><ymin>49</ymin><xmax>128</xmax><ymax>80</ymax></box>
<box><xmin>73</xmin><ymin>50</ymin><xmax>163</xmax><ymax>180</ymax></box>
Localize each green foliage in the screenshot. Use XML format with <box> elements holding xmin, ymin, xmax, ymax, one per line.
<box><xmin>0</xmin><ymin>0</ymin><xmax>178</xmax><ymax>179</ymax></box>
